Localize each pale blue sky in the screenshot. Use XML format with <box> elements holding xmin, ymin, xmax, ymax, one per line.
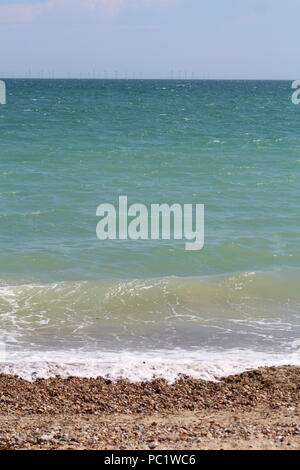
<box><xmin>0</xmin><ymin>0</ymin><xmax>298</xmax><ymax>79</ymax></box>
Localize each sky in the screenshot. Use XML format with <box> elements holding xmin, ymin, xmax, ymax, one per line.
<box><xmin>0</xmin><ymin>0</ymin><xmax>299</xmax><ymax>79</ymax></box>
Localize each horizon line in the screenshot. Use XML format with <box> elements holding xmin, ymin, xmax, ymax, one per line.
<box><xmin>0</xmin><ymin>77</ymin><xmax>296</xmax><ymax>81</ymax></box>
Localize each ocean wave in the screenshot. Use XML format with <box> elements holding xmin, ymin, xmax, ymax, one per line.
<box><xmin>0</xmin><ymin>271</ymin><xmax>299</xmax><ymax>375</ymax></box>
<box><xmin>1</xmin><ymin>270</ymin><xmax>300</xmax><ymax>324</ymax></box>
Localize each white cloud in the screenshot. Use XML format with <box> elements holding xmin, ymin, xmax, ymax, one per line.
<box><xmin>0</xmin><ymin>2</ymin><xmax>50</xmax><ymax>22</ymax></box>
<box><xmin>0</xmin><ymin>0</ymin><xmax>165</xmax><ymax>23</ymax></box>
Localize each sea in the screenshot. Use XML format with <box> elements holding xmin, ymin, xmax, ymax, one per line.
<box><xmin>0</xmin><ymin>79</ymin><xmax>299</xmax><ymax>381</ymax></box>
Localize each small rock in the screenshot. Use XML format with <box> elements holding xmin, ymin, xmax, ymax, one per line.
<box><xmin>39</xmin><ymin>434</ymin><xmax>54</xmax><ymax>441</ymax></box>
<box><xmin>14</xmin><ymin>433</ymin><xmax>26</xmax><ymax>442</ymax></box>
<box><xmin>148</xmin><ymin>441</ymin><xmax>157</xmax><ymax>449</ymax></box>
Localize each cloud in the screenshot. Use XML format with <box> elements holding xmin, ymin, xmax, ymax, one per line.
<box><xmin>0</xmin><ymin>0</ymin><xmax>176</xmax><ymax>22</ymax></box>
<box><xmin>0</xmin><ymin>1</ymin><xmax>49</xmax><ymax>22</ymax></box>
<box><xmin>0</xmin><ymin>0</ymin><xmax>140</xmax><ymax>23</ymax></box>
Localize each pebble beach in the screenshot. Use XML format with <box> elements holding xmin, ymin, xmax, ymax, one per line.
<box><xmin>0</xmin><ymin>365</ymin><xmax>299</xmax><ymax>450</ymax></box>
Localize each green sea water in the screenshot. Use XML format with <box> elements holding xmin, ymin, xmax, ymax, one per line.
<box><xmin>0</xmin><ymin>79</ymin><xmax>299</xmax><ymax>380</ymax></box>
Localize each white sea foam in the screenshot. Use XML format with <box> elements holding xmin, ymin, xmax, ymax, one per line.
<box><xmin>0</xmin><ymin>348</ymin><xmax>299</xmax><ymax>382</ymax></box>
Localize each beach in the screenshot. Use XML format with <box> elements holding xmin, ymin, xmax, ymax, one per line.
<box><xmin>0</xmin><ymin>365</ymin><xmax>299</xmax><ymax>450</ymax></box>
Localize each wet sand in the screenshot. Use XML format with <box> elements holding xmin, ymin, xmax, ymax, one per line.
<box><xmin>0</xmin><ymin>365</ymin><xmax>299</xmax><ymax>450</ymax></box>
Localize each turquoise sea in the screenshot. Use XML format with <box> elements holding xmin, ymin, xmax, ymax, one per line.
<box><xmin>0</xmin><ymin>79</ymin><xmax>299</xmax><ymax>380</ymax></box>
